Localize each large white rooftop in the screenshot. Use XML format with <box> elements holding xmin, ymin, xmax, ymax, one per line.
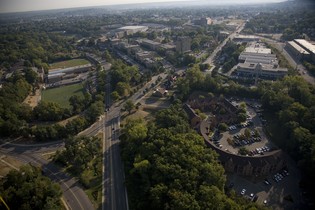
<box><xmin>118</xmin><ymin>26</ymin><xmax>148</xmax><ymax>30</ymax></box>
<box><xmin>237</xmin><ymin>62</ymin><xmax>287</xmax><ymax>72</ymax></box>
<box><xmin>245</xmin><ymin>47</ymin><xmax>271</xmax><ymax>54</ymax></box>
<box><xmin>288</xmin><ymin>41</ymin><xmax>310</xmax><ymax>54</ymax></box>
<box><xmin>294</xmin><ymin>39</ymin><xmax>315</xmax><ymax>54</ymax></box>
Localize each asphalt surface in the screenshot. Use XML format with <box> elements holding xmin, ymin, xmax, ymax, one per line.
<box><xmin>77</xmin><ymin>70</ymin><xmax>169</xmax><ymax>210</ymax></box>
<box><xmin>0</xmin><ymin>141</ymin><xmax>94</xmax><ymax>210</ymax></box>
<box><xmin>0</xmin><ymin>48</ymin><xmax>171</xmax><ymax>210</ymax></box>
<box><xmin>203</xmin><ymin>21</ymin><xmax>246</xmax><ymax>68</ymax></box>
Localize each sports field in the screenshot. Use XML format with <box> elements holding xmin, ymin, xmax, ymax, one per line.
<box><xmin>42</xmin><ymin>83</ymin><xmax>84</xmax><ymax>108</ymax></box>
<box><xmin>49</xmin><ymin>59</ymin><xmax>90</xmax><ymax>69</ymax></box>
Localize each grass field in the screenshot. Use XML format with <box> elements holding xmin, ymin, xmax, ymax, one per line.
<box><xmin>42</xmin><ymin>83</ymin><xmax>84</xmax><ymax>108</ymax></box>
<box><xmin>49</xmin><ymin>59</ymin><xmax>90</xmax><ymax>69</ymax></box>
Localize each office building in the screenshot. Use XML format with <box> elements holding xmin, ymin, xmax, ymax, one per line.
<box><xmin>176</xmin><ymin>36</ymin><xmax>191</xmax><ymax>53</ymax></box>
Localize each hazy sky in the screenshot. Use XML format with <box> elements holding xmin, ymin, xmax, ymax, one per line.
<box><xmin>0</xmin><ymin>0</ymin><xmax>286</xmax><ymax>13</ymax></box>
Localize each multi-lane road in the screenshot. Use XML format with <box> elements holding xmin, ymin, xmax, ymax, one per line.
<box><xmin>1</xmin><ymin>41</ymin><xmax>170</xmax><ymax>210</ymax></box>
<box><xmin>203</xmin><ymin>21</ymin><xmax>246</xmax><ymax>69</ymax></box>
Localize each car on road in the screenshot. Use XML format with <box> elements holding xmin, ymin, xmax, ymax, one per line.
<box><xmin>264</xmin><ymin>179</ymin><xmax>271</xmax><ymax>185</ymax></box>
<box><xmin>263</xmin><ymin>200</ymin><xmax>268</xmax><ymax>205</ymax></box>
<box><xmin>241</xmin><ymin>189</ymin><xmax>246</xmax><ymax>195</ymax></box>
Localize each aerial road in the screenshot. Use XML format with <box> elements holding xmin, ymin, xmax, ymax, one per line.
<box><xmin>0</xmin><ymin>141</ymin><xmax>95</xmax><ymax>210</ymax></box>
<box><xmin>203</xmin><ymin>21</ymin><xmax>246</xmax><ymax>69</ymax></box>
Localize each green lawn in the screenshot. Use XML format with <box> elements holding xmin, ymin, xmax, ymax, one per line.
<box><xmin>49</xmin><ymin>59</ymin><xmax>90</xmax><ymax>69</ymax></box>
<box><xmin>42</xmin><ymin>83</ymin><xmax>84</xmax><ymax>108</ymax></box>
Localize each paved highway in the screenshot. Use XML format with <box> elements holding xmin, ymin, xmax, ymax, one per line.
<box><xmin>203</xmin><ymin>21</ymin><xmax>246</xmax><ymax>69</ymax></box>
<box><xmin>0</xmin><ymin>58</ymin><xmax>169</xmax><ymax>210</ymax></box>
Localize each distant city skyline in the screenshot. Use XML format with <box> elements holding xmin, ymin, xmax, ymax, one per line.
<box><xmin>0</xmin><ymin>0</ymin><xmax>286</xmax><ymax>13</ymax></box>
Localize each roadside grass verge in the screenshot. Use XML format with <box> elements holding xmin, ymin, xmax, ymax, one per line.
<box><xmin>42</xmin><ymin>83</ymin><xmax>84</xmax><ymax>108</ymax></box>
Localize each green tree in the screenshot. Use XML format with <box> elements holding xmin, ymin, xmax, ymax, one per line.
<box><xmin>237</xmin><ymin>112</ymin><xmax>247</xmax><ymax>123</ymax></box>
<box><xmin>0</xmin><ymin>165</ymin><xmax>62</xmax><ymax>210</ymax></box>
<box><xmin>85</xmin><ymin>101</ymin><xmax>104</xmax><ymax>123</ymax></box>
<box><xmin>111</xmin><ymin>91</ymin><xmax>120</xmax><ymax>102</ymax></box>
<box><xmin>124</xmin><ymin>100</ymin><xmax>135</xmax><ymax>114</ymax></box>
<box><xmin>218</xmin><ymin>123</ymin><xmax>228</xmax><ymax>132</ymax></box>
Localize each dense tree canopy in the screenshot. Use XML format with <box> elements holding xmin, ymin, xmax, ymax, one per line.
<box><xmin>0</xmin><ymin>165</ymin><xmax>62</xmax><ymax>210</ymax></box>
<box><xmin>121</xmin><ymin>104</ymin><xmax>267</xmax><ymax>210</ymax></box>
<box><xmin>0</xmin><ymin>32</ymin><xmax>74</xmax><ymax>69</ymax></box>
<box><xmin>259</xmin><ymin>76</ymin><xmax>315</xmax><ymax>193</ymax></box>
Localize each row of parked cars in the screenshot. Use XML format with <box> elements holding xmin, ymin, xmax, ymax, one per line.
<box><xmin>250</xmin><ymin>146</ymin><xmax>270</xmax><ymax>156</ymax></box>
<box><xmin>232</xmin><ymin>131</ymin><xmax>262</xmax><ymax>147</ymax></box>
<box><xmin>264</xmin><ymin>169</ymin><xmax>290</xmax><ymax>185</ymax></box>
<box><xmin>228</xmin><ymin>121</ymin><xmax>254</xmax><ymax>131</ymax></box>
<box><xmin>273</xmin><ymin>170</ymin><xmax>289</xmax><ymax>183</ymax></box>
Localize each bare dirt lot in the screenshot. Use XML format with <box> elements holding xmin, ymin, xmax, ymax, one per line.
<box><xmin>23</xmin><ymin>89</ymin><xmax>41</xmax><ymax>108</ymax></box>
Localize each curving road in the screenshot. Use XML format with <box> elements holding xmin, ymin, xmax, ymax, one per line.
<box><xmin>0</xmin><ymin>58</ymin><xmax>169</xmax><ymax>210</ymax></box>
<box><xmin>0</xmin><ymin>140</ymin><xmax>95</xmax><ymax>210</ymax></box>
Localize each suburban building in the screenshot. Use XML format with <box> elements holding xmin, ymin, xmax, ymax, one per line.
<box><xmin>152</xmin><ymin>88</ymin><xmax>168</xmax><ymax>97</ymax></box>
<box><xmin>159</xmin><ymin>44</ymin><xmax>176</xmax><ymax>51</ymax></box>
<box><xmin>219</xmin><ymin>31</ymin><xmax>230</xmax><ymax>40</ymax></box>
<box><xmin>234</xmin><ymin>42</ymin><xmax>288</xmax><ymax>79</ymax></box>
<box><xmin>46</xmin><ymin>64</ymin><xmax>92</xmax><ymax>84</ymax></box>
<box><xmin>176</xmin><ymin>36</ymin><xmax>191</xmax><ymax>53</ymax></box>
<box><xmin>285</xmin><ymin>39</ymin><xmax>314</xmax><ymax>62</ymax></box>
<box><xmin>183</xmin><ymin>103</ymin><xmax>202</xmax><ymax>127</ymax></box>
<box><xmin>194</xmin><ymin>17</ymin><xmax>212</xmax><ymax>26</ymax></box>
<box><xmin>140</xmin><ymin>39</ymin><xmax>161</xmax><ymax>50</ymax></box>
<box><xmin>111</xmin><ymin>25</ymin><xmax>148</xmax><ymax>38</ymax></box>
<box><xmin>235</xmin><ymin>63</ymin><xmax>288</xmax><ymax>79</ymax></box>
<box><xmin>225</xmin><ymin>22</ymin><xmax>239</xmax><ymax>31</ymax></box>
<box><xmin>233</xmin><ymin>35</ymin><xmax>260</xmax><ymax>42</ymax></box>
<box><xmin>239</xmin><ymin>52</ymin><xmax>277</xmax><ymax>65</ymax></box>
<box><xmin>187</xmin><ymin>94</ymin><xmax>238</xmax><ymax>125</ymax></box>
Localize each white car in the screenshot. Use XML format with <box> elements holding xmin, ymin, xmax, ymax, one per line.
<box><xmin>241</xmin><ymin>189</ymin><xmax>246</xmax><ymax>195</ymax></box>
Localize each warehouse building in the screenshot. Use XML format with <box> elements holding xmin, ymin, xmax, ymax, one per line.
<box><xmin>111</xmin><ymin>26</ymin><xmax>149</xmax><ymax>38</ymax></box>
<box><xmin>234</xmin><ymin>42</ymin><xmax>287</xmax><ymax>79</ymax></box>
<box><xmin>46</xmin><ymin>64</ymin><xmax>92</xmax><ymax>84</ymax></box>
<box><xmin>233</xmin><ymin>35</ymin><xmax>260</xmax><ymax>42</ymax></box>
<box><xmin>235</xmin><ymin>63</ymin><xmax>288</xmax><ymax>79</ymax></box>
<box><xmin>285</xmin><ymin>39</ymin><xmax>314</xmax><ymax>62</ymax></box>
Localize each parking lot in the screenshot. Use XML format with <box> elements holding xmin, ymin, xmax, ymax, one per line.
<box><xmin>214</xmin><ymin>101</ymin><xmax>276</xmax><ymax>156</ymax></box>
<box><xmin>227</xmin><ymin>155</ymin><xmax>302</xmax><ymax>210</ymax></box>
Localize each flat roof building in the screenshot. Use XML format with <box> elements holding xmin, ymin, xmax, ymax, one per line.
<box><xmin>235</xmin><ymin>63</ymin><xmax>288</xmax><ymax>79</ymax></box>
<box><xmin>294</xmin><ymin>39</ymin><xmax>315</xmax><ymax>54</ymax></box>
<box><xmin>285</xmin><ymin>39</ymin><xmax>315</xmax><ymax>62</ymax></box>
<box><xmin>111</xmin><ymin>26</ymin><xmax>148</xmax><ymax>38</ymax></box>
<box><xmin>239</xmin><ymin>52</ymin><xmax>278</xmax><ymax>65</ymax></box>
<box><xmin>176</xmin><ymin>36</ymin><xmax>191</xmax><ymax>53</ymax></box>
<box><xmin>285</xmin><ymin>41</ymin><xmax>311</xmax><ymax>61</ymax></box>
<box><xmin>140</xmin><ymin>39</ymin><xmax>161</xmax><ymax>50</ymax></box>
<box><xmin>233</xmin><ymin>35</ymin><xmax>260</xmax><ymax>42</ymax></box>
